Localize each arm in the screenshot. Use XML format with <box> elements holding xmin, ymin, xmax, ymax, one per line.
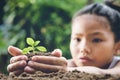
<box><xmin>67</xmin><ymin>59</ymin><xmax>120</xmax><ymax>76</ymax></box>
<box><xmin>101</xmin><ymin>61</ymin><xmax>120</xmax><ymax>76</ymax></box>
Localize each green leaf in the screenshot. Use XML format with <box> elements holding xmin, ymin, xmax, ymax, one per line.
<box><xmin>34</xmin><ymin>41</ymin><xmax>40</xmax><ymax>46</ymax></box>
<box><xmin>27</xmin><ymin>38</ymin><xmax>34</xmax><ymax>46</ymax></box>
<box><xmin>27</xmin><ymin>46</ymin><xmax>33</xmax><ymax>51</ymax></box>
<box><xmin>22</xmin><ymin>48</ymin><xmax>30</xmax><ymax>54</ymax></box>
<box><xmin>36</xmin><ymin>46</ymin><xmax>47</xmax><ymax>52</ymax></box>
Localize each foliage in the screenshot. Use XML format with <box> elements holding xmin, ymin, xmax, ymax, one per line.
<box><xmin>22</xmin><ymin>37</ymin><xmax>47</xmax><ymax>54</ymax></box>
<box><xmin>1</xmin><ymin>0</ymin><xmax>89</xmax><ymax>57</ymax></box>
<box><xmin>0</xmin><ymin>0</ymin><xmax>103</xmax><ymax>74</ymax></box>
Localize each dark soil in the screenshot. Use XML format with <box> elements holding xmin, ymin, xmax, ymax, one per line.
<box><xmin>1</xmin><ymin>70</ymin><xmax>120</xmax><ymax>80</ymax></box>
<box><xmin>26</xmin><ymin>52</ymin><xmax>51</xmax><ymax>59</ymax></box>
<box><xmin>1</xmin><ymin>52</ymin><xmax>120</xmax><ymax>80</ymax></box>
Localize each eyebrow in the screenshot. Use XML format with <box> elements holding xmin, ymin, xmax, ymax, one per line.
<box><xmin>91</xmin><ymin>32</ymin><xmax>103</xmax><ymax>35</ymax></box>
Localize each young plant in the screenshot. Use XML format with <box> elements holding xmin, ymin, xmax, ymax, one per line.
<box><xmin>22</xmin><ymin>37</ymin><xmax>47</xmax><ymax>54</ymax></box>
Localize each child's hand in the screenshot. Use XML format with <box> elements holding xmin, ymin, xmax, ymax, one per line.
<box><xmin>7</xmin><ymin>46</ymin><xmax>35</xmax><ymax>75</ymax></box>
<box><xmin>8</xmin><ymin>46</ymin><xmax>22</xmax><ymax>56</ymax></box>
<box><xmin>7</xmin><ymin>46</ymin><xmax>67</xmax><ymax>75</ymax></box>
<box><xmin>7</xmin><ymin>55</ymin><xmax>28</xmax><ymax>76</ymax></box>
<box><xmin>26</xmin><ymin>49</ymin><xmax>68</xmax><ymax>73</ymax></box>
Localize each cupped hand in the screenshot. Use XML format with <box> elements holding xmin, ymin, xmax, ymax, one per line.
<box><xmin>26</xmin><ymin>49</ymin><xmax>68</xmax><ymax>73</ymax></box>
<box><xmin>7</xmin><ymin>46</ymin><xmax>67</xmax><ymax>75</ymax></box>
<box><xmin>7</xmin><ymin>46</ymin><xmax>35</xmax><ymax>75</ymax></box>
<box><xmin>7</xmin><ymin>55</ymin><xmax>28</xmax><ymax>76</ymax></box>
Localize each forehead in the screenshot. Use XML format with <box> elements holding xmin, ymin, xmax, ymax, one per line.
<box><xmin>72</xmin><ymin>14</ymin><xmax>111</xmax><ymax>34</ymax></box>
<box><xmin>72</xmin><ymin>14</ymin><xmax>110</xmax><ymax>27</ymax></box>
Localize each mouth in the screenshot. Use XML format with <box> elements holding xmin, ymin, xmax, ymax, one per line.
<box><xmin>79</xmin><ymin>57</ymin><xmax>92</xmax><ymax>63</ymax></box>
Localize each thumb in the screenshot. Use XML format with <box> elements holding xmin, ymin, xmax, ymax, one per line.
<box><xmin>8</xmin><ymin>46</ymin><xmax>22</xmax><ymax>56</ymax></box>
<box><xmin>51</xmin><ymin>49</ymin><xmax>62</xmax><ymax>57</ymax></box>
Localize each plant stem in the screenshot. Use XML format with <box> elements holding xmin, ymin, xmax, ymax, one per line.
<box><xmin>32</xmin><ymin>46</ymin><xmax>35</xmax><ymax>53</ymax></box>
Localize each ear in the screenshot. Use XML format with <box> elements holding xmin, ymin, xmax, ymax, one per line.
<box><xmin>114</xmin><ymin>41</ymin><xmax>120</xmax><ymax>55</ymax></box>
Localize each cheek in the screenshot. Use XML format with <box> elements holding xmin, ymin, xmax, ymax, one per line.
<box><xmin>70</xmin><ymin>42</ymin><xmax>79</xmax><ymax>58</ymax></box>
<box><xmin>93</xmin><ymin>44</ymin><xmax>114</xmax><ymax>59</ymax></box>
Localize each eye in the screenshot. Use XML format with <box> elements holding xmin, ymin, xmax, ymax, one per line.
<box><xmin>73</xmin><ymin>38</ymin><xmax>81</xmax><ymax>42</ymax></box>
<box><xmin>92</xmin><ymin>38</ymin><xmax>102</xmax><ymax>43</ymax></box>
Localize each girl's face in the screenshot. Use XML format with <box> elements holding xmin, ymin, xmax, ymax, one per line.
<box><xmin>70</xmin><ymin>14</ymin><xmax>118</xmax><ymax>68</ymax></box>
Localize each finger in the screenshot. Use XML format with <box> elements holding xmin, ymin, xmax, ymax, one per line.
<box><xmin>7</xmin><ymin>60</ymin><xmax>27</xmax><ymax>72</ymax></box>
<box><xmin>24</xmin><ymin>66</ymin><xmax>36</xmax><ymax>74</ymax></box>
<box><xmin>10</xmin><ymin>55</ymin><xmax>28</xmax><ymax>63</ymax></box>
<box><xmin>28</xmin><ymin>61</ymin><xmax>66</xmax><ymax>73</ymax></box>
<box><xmin>31</xmin><ymin>56</ymin><xmax>67</xmax><ymax>66</ymax></box>
<box><xmin>51</xmin><ymin>49</ymin><xmax>62</xmax><ymax>57</ymax></box>
<box><xmin>9</xmin><ymin>69</ymin><xmax>24</xmax><ymax>76</ymax></box>
<box><xmin>8</xmin><ymin>46</ymin><xmax>22</xmax><ymax>56</ymax></box>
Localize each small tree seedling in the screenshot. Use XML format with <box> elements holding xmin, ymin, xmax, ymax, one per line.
<box><xmin>22</xmin><ymin>37</ymin><xmax>47</xmax><ymax>54</ymax></box>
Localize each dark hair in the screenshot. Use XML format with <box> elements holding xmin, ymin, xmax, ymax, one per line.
<box><xmin>72</xmin><ymin>3</ymin><xmax>120</xmax><ymax>42</ymax></box>
<box><xmin>104</xmin><ymin>0</ymin><xmax>120</xmax><ymax>13</ymax></box>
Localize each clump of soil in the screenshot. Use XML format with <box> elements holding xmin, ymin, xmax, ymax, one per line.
<box><xmin>26</xmin><ymin>52</ymin><xmax>51</xmax><ymax>60</ymax></box>
<box><xmin>1</xmin><ymin>52</ymin><xmax>120</xmax><ymax>80</ymax></box>
<box><xmin>24</xmin><ymin>52</ymin><xmax>52</xmax><ymax>63</ymax></box>
<box><xmin>1</xmin><ymin>70</ymin><xmax>120</xmax><ymax>80</ymax></box>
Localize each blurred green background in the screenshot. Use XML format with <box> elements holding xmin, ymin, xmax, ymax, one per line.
<box><xmin>0</xmin><ymin>0</ymin><xmax>103</xmax><ymax>74</ymax></box>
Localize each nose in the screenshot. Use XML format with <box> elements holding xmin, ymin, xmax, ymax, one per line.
<box><xmin>79</xmin><ymin>39</ymin><xmax>91</xmax><ymax>55</ymax></box>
